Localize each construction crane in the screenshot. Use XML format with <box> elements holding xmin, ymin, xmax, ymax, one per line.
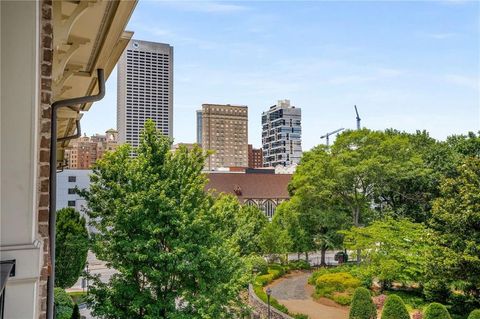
<box><xmin>321</xmin><ymin>128</ymin><xmax>344</xmax><ymax>147</ymax></box>
<box><xmin>354</xmin><ymin>105</ymin><xmax>361</xmax><ymax>130</ymax></box>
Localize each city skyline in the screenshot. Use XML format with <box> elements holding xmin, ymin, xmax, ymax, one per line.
<box><xmin>82</xmin><ymin>0</ymin><xmax>479</xmax><ymax>150</ymax></box>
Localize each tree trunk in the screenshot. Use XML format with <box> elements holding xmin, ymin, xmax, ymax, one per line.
<box><xmin>320</xmin><ymin>247</ymin><xmax>326</xmax><ymax>266</ymax></box>
<box><xmin>305</xmin><ymin>251</ymin><xmax>309</xmax><ymax>263</ymax></box>
<box><xmin>353</xmin><ymin>206</ymin><xmax>361</xmax><ymax>264</ymax></box>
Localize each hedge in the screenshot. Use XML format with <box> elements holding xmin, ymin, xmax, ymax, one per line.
<box><xmin>349</xmin><ymin>287</ymin><xmax>377</xmax><ymax>319</ymax></box>
<box><xmin>424</xmin><ymin>303</ymin><xmax>451</xmax><ymax>319</ymax></box>
<box><xmin>54</xmin><ymin>288</ymin><xmax>74</xmax><ymax>319</ymax></box>
<box><xmin>468</xmin><ymin>310</ymin><xmax>480</xmax><ymax>319</ymax></box>
<box><xmin>381</xmin><ymin>295</ymin><xmax>409</xmax><ymax>319</ymax></box>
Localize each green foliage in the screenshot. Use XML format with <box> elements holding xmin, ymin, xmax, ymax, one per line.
<box><xmin>67</xmin><ymin>291</ymin><xmax>87</xmax><ymax>305</ymax></box>
<box><xmin>424</xmin><ymin>303</ymin><xmax>452</xmax><ymax>319</ymax></box>
<box><xmin>258</xmin><ymin>221</ymin><xmax>292</xmax><ymax>261</ymax></box>
<box><xmin>333</xmin><ymin>294</ymin><xmax>353</xmax><ymax>306</ymax></box>
<box><xmin>381</xmin><ymin>295</ymin><xmax>409</xmax><ymax>319</ymax></box>
<box><xmin>252</xmin><ymin>265</ymin><xmax>290</xmax><ymax>314</ymax></box>
<box><xmin>54</xmin><ymin>288</ymin><xmax>73</xmax><ymax>319</ymax></box>
<box><xmin>245</xmin><ymin>254</ymin><xmax>268</xmax><ymax>275</ymax></box>
<box><xmin>55</xmin><ymin>207</ymin><xmax>89</xmax><ymax>288</ymax></box>
<box><xmin>385</xmin><ymin>290</ymin><xmax>428</xmax><ymax>312</ymax></box>
<box><xmin>349</xmin><ymin>287</ymin><xmax>377</xmax><ymax>319</ymax></box>
<box><xmin>341</xmin><ymin>217</ymin><xmax>430</xmax><ymax>287</ymax></box>
<box><xmin>315</xmin><ymin>272</ymin><xmax>360</xmax><ymax>297</ymax></box>
<box><xmin>468</xmin><ymin>310</ymin><xmax>480</xmax><ymax>319</ymax></box>
<box><xmin>427</xmin><ymin>157</ymin><xmax>480</xmax><ymax>298</ymax></box>
<box><xmin>70</xmin><ymin>303</ymin><xmax>80</xmax><ymax>319</ymax></box>
<box><xmin>294</xmin><ymin>314</ymin><xmax>309</xmax><ymax>319</ymax></box>
<box><xmin>81</xmin><ymin>120</ymin><xmax>247</xmax><ymax>318</ymax></box>
<box><xmin>233</xmin><ymin>201</ymin><xmax>268</xmax><ymax>256</ymax></box>
<box><xmin>287</xmin><ymin>260</ymin><xmax>311</xmax><ymax>270</ymax></box>
<box><xmin>423</xmin><ymin>279</ymin><xmax>451</xmax><ymax>303</ymax></box>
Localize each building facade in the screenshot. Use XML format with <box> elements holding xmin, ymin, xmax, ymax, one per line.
<box><xmin>64</xmin><ymin>129</ymin><xmax>118</xmax><ymax>169</ymax></box>
<box><xmin>196</xmin><ymin>109</ymin><xmax>203</xmax><ymax>146</ymax></box>
<box><xmin>117</xmin><ymin>39</ymin><xmax>173</xmax><ymax>148</ymax></box>
<box><xmin>201</xmin><ymin>104</ymin><xmax>248</xmax><ymax>170</ymax></box>
<box><xmin>56</xmin><ymin>170</ymin><xmax>95</xmax><ymax>233</ymax></box>
<box><xmin>206</xmin><ymin>172</ymin><xmax>292</xmax><ymax>219</ymax></box>
<box><xmin>262</xmin><ymin>100</ymin><xmax>302</xmax><ymax>167</ymax></box>
<box><xmin>248</xmin><ymin>144</ymin><xmax>263</xmax><ymax>168</ymax></box>
<box><xmin>0</xmin><ymin>1</ymin><xmax>136</xmax><ymax>318</ymax></box>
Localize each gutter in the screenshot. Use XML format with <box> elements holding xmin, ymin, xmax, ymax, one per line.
<box><xmin>47</xmin><ymin>69</ymin><xmax>105</xmax><ymax>319</ymax></box>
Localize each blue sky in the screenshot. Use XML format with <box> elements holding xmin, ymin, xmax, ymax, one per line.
<box><xmin>82</xmin><ymin>0</ymin><xmax>480</xmax><ymax>150</ymax></box>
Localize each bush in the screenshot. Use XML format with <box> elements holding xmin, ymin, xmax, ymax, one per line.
<box><xmin>349</xmin><ymin>287</ymin><xmax>377</xmax><ymax>319</ymax></box>
<box><xmin>381</xmin><ymin>295</ymin><xmax>409</xmax><ymax>319</ymax></box>
<box><xmin>333</xmin><ymin>294</ymin><xmax>353</xmax><ymax>306</ymax></box>
<box><xmin>449</xmin><ymin>293</ymin><xmax>480</xmax><ymax>315</ymax></box>
<box><xmin>468</xmin><ymin>310</ymin><xmax>480</xmax><ymax>319</ymax></box>
<box><xmin>293</xmin><ymin>314</ymin><xmax>309</xmax><ymax>319</ymax></box>
<box><xmin>288</xmin><ymin>260</ymin><xmax>311</xmax><ymax>270</ymax></box>
<box><xmin>54</xmin><ymin>288</ymin><xmax>73</xmax><ymax>319</ymax></box>
<box><xmin>424</xmin><ymin>303</ymin><xmax>452</xmax><ymax>319</ymax></box>
<box><xmin>423</xmin><ymin>280</ymin><xmax>451</xmax><ymax>303</ymax></box>
<box><xmin>246</xmin><ymin>255</ymin><xmax>268</xmax><ymax>275</ymax></box>
<box><xmin>316</xmin><ymin>272</ymin><xmax>361</xmax><ymax>297</ymax></box>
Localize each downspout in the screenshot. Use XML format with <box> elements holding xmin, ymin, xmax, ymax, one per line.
<box><xmin>47</xmin><ymin>69</ymin><xmax>105</xmax><ymax>319</ymax></box>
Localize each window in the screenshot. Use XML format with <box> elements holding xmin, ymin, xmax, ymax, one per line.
<box><xmin>68</xmin><ymin>176</ymin><xmax>76</xmax><ymax>182</ymax></box>
<box><xmin>68</xmin><ymin>188</ymin><xmax>76</xmax><ymax>195</ymax></box>
<box><xmin>68</xmin><ymin>200</ymin><xmax>76</xmax><ymax>207</ymax></box>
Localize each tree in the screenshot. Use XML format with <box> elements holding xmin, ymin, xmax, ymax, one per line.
<box><xmin>341</xmin><ymin>217</ymin><xmax>429</xmax><ymax>289</ymax></box>
<box><xmin>81</xmin><ymin>120</ymin><xmax>247</xmax><ymax>318</ymax></box>
<box><xmin>349</xmin><ymin>287</ymin><xmax>377</xmax><ymax>319</ymax></box>
<box><xmin>427</xmin><ymin>157</ymin><xmax>480</xmax><ymax>299</ymax></box>
<box><xmin>54</xmin><ymin>288</ymin><xmax>74</xmax><ymax>319</ymax></box>
<box><xmin>381</xmin><ymin>295</ymin><xmax>409</xmax><ymax>319</ymax></box>
<box><xmin>55</xmin><ymin>207</ymin><xmax>89</xmax><ymax>288</ymax></box>
<box><xmin>424</xmin><ymin>303</ymin><xmax>451</xmax><ymax>319</ymax></box>
<box><xmin>70</xmin><ymin>303</ymin><xmax>80</xmax><ymax>319</ymax></box>
<box><xmin>258</xmin><ymin>222</ymin><xmax>292</xmax><ymax>262</ymax></box>
<box><xmin>233</xmin><ymin>204</ymin><xmax>268</xmax><ymax>256</ymax></box>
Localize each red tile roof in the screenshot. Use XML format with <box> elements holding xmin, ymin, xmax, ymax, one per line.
<box><xmin>205</xmin><ymin>173</ymin><xmax>292</xmax><ymax>200</ymax></box>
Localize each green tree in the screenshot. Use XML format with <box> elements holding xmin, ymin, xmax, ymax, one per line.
<box><xmin>424</xmin><ymin>303</ymin><xmax>451</xmax><ymax>319</ymax></box>
<box><xmin>341</xmin><ymin>217</ymin><xmax>429</xmax><ymax>289</ymax></box>
<box><xmin>427</xmin><ymin>157</ymin><xmax>480</xmax><ymax>298</ymax></box>
<box><xmin>233</xmin><ymin>205</ymin><xmax>268</xmax><ymax>256</ymax></box>
<box><xmin>81</xmin><ymin>120</ymin><xmax>247</xmax><ymax>318</ymax></box>
<box><xmin>70</xmin><ymin>303</ymin><xmax>80</xmax><ymax>319</ymax></box>
<box><xmin>55</xmin><ymin>207</ymin><xmax>89</xmax><ymax>288</ymax></box>
<box><xmin>54</xmin><ymin>288</ymin><xmax>73</xmax><ymax>319</ymax></box>
<box><xmin>258</xmin><ymin>221</ymin><xmax>292</xmax><ymax>262</ymax></box>
<box><xmin>381</xmin><ymin>295</ymin><xmax>409</xmax><ymax>319</ymax></box>
<box><xmin>349</xmin><ymin>287</ymin><xmax>377</xmax><ymax>319</ymax></box>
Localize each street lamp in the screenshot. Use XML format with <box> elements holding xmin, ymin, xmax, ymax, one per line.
<box><xmin>84</xmin><ymin>261</ymin><xmax>89</xmax><ymax>297</ymax></box>
<box><xmin>266</xmin><ymin>287</ymin><xmax>272</xmax><ymax>319</ymax></box>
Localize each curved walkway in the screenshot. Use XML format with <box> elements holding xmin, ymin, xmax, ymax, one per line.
<box><xmin>267</xmin><ymin>271</ymin><xmax>349</xmax><ymax>319</ymax></box>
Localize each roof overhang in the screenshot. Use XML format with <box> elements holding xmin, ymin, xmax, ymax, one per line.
<box><xmin>52</xmin><ymin>0</ymin><xmax>137</xmax><ymax>159</ymax></box>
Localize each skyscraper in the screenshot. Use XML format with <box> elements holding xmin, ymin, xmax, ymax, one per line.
<box><xmin>201</xmin><ymin>104</ymin><xmax>248</xmax><ymax>170</ymax></box>
<box><xmin>196</xmin><ymin>109</ymin><xmax>203</xmax><ymax>146</ymax></box>
<box><xmin>117</xmin><ymin>39</ymin><xmax>173</xmax><ymax>148</ymax></box>
<box><xmin>262</xmin><ymin>99</ymin><xmax>302</xmax><ymax>167</ymax></box>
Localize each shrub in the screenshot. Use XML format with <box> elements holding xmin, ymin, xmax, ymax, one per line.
<box><xmin>424</xmin><ymin>303</ymin><xmax>451</xmax><ymax>319</ymax></box>
<box><xmin>316</xmin><ymin>272</ymin><xmax>360</xmax><ymax>297</ymax></box>
<box><xmin>381</xmin><ymin>295</ymin><xmax>409</xmax><ymax>319</ymax></box>
<box><xmin>333</xmin><ymin>294</ymin><xmax>353</xmax><ymax>306</ymax></box>
<box><xmin>349</xmin><ymin>287</ymin><xmax>377</xmax><ymax>319</ymax></box>
<box><xmin>54</xmin><ymin>288</ymin><xmax>74</xmax><ymax>319</ymax></box>
<box><xmin>449</xmin><ymin>293</ymin><xmax>480</xmax><ymax>315</ymax></box>
<box><xmin>423</xmin><ymin>280</ymin><xmax>451</xmax><ymax>303</ymax></box>
<box><xmin>246</xmin><ymin>255</ymin><xmax>268</xmax><ymax>275</ymax></box>
<box><xmin>288</xmin><ymin>260</ymin><xmax>311</xmax><ymax>270</ymax></box>
<box><xmin>293</xmin><ymin>314</ymin><xmax>309</xmax><ymax>319</ymax></box>
<box><xmin>468</xmin><ymin>310</ymin><xmax>480</xmax><ymax>319</ymax></box>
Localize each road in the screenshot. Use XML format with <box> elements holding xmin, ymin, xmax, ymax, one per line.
<box><xmin>267</xmin><ymin>271</ymin><xmax>349</xmax><ymax>319</ymax></box>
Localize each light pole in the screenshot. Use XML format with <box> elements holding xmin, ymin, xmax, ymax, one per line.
<box><xmin>85</xmin><ymin>262</ymin><xmax>89</xmax><ymax>297</ymax></box>
<box><xmin>266</xmin><ymin>287</ymin><xmax>272</xmax><ymax>319</ymax></box>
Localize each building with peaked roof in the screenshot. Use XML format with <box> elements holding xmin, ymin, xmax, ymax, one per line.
<box><xmin>206</xmin><ymin>172</ymin><xmax>292</xmax><ymax>219</ymax></box>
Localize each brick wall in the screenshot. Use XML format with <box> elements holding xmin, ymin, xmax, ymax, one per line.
<box><xmin>38</xmin><ymin>0</ymin><xmax>53</xmax><ymax>318</ymax></box>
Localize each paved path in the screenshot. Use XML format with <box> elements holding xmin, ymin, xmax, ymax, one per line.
<box><xmin>268</xmin><ymin>271</ymin><xmax>349</xmax><ymax>319</ymax></box>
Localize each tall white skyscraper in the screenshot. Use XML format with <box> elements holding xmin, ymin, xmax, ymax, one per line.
<box><xmin>117</xmin><ymin>39</ymin><xmax>173</xmax><ymax>147</ymax></box>
<box><xmin>262</xmin><ymin>100</ymin><xmax>302</xmax><ymax>167</ymax></box>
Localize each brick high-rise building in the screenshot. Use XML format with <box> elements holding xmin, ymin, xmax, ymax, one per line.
<box><xmin>117</xmin><ymin>39</ymin><xmax>173</xmax><ymax>148</ymax></box>
<box><xmin>64</xmin><ymin>129</ymin><xmax>118</xmax><ymax>169</ymax></box>
<box><xmin>201</xmin><ymin>104</ymin><xmax>248</xmax><ymax>170</ymax></box>
<box><xmin>262</xmin><ymin>99</ymin><xmax>302</xmax><ymax>167</ymax></box>
<box><xmin>248</xmin><ymin>144</ymin><xmax>263</xmax><ymax>168</ymax></box>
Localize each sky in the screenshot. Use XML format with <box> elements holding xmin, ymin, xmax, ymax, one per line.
<box><xmin>82</xmin><ymin>0</ymin><xmax>480</xmax><ymax>150</ymax></box>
